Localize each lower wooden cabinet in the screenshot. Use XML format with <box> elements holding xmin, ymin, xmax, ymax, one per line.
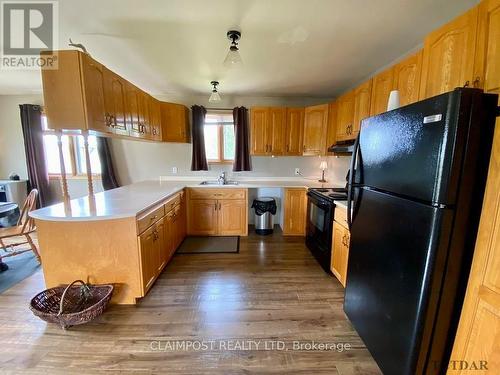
<box><xmin>139</xmin><ymin>218</ymin><xmax>164</xmax><ymax>293</ymax></box>
<box><xmin>187</xmin><ymin>188</ymin><xmax>248</xmax><ymax>236</ymax></box>
<box><xmin>331</xmin><ymin>217</ymin><xmax>350</xmax><ymax>287</ymax></box>
<box><xmin>282</xmin><ymin>188</ymin><xmax>307</xmax><ymax>236</ymax></box>
<box><xmin>138</xmin><ymin>190</ymin><xmax>186</xmax><ymax>295</ymax></box>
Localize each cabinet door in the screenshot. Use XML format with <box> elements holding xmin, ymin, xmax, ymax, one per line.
<box><xmin>352</xmin><ymin>80</ymin><xmax>372</xmax><ymax>137</ymax></box>
<box><xmin>285</xmin><ymin>108</ymin><xmax>304</xmax><ymax>155</ymax></box>
<box><xmin>268</xmin><ymin>107</ymin><xmax>286</xmax><ymax>155</ymax></box>
<box><xmin>137</xmin><ymin>91</ymin><xmax>151</xmax><ymax>138</ymax></box>
<box><xmin>148</xmin><ymin>97</ymin><xmax>162</xmax><ymax>141</ymax></box>
<box><xmin>303</xmin><ymin>104</ymin><xmax>329</xmax><ymax>156</ymax></box>
<box><xmin>187</xmin><ymin>199</ymin><xmax>218</xmax><ymax>235</ymax></box>
<box><xmin>103</xmin><ymin>69</ymin><xmax>129</xmax><ymax>136</ymax></box>
<box><xmin>161</xmin><ymin>103</ymin><xmax>190</xmax><ymax>143</ymax></box>
<box><xmin>336</xmin><ymin>91</ymin><xmax>355</xmax><ymax>141</ymax></box>
<box><xmin>282</xmin><ymin>188</ymin><xmax>307</xmax><ymax>236</ymax></box>
<box><xmin>393</xmin><ymin>51</ymin><xmax>423</xmax><ymax>107</ymax></box>
<box><xmin>155</xmin><ymin>218</ymin><xmax>166</xmax><ymax>271</ymax></box>
<box><xmin>126</xmin><ymin>83</ymin><xmax>143</xmax><ymax>138</ymax></box>
<box><xmin>450</xmin><ymin>1</ymin><xmax>500</xmax><ymax>367</ymax></box>
<box><xmin>218</xmin><ymin>199</ymin><xmax>247</xmax><ymax>235</ymax></box>
<box><xmin>139</xmin><ymin>226</ymin><xmax>158</xmax><ymax>293</ymax></box>
<box><xmin>80</xmin><ymin>54</ymin><xmax>108</xmax><ymax>133</ymax></box>
<box><xmin>331</xmin><ymin>222</ymin><xmax>345</xmax><ymax>284</ymax></box>
<box><xmin>325</xmin><ymin>101</ymin><xmax>337</xmax><ymax>155</ymax></box>
<box><xmin>370</xmin><ymin>67</ymin><xmax>395</xmax><ymax>116</ymax></box>
<box><xmin>163</xmin><ymin>212</ymin><xmax>174</xmax><ymax>264</ymax></box>
<box><xmin>250</xmin><ymin>107</ymin><xmax>269</xmax><ymax>155</ymax></box>
<box><xmin>419</xmin><ymin>6</ymin><xmax>479</xmax><ymax>100</ymax></box>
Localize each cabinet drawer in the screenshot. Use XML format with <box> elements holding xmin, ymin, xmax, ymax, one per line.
<box><xmin>334</xmin><ymin>206</ymin><xmax>348</xmax><ymax>229</ymax></box>
<box><xmin>188</xmin><ymin>188</ymin><xmax>247</xmax><ymax>200</ymax></box>
<box><xmin>137</xmin><ymin>205</ymin><xmax>165</xmax><ymax>234</ymax></box>
<box><xmin>164</xmin><ymin>193</ymin><xmax>181</xmax><ymax>213</ymax></box>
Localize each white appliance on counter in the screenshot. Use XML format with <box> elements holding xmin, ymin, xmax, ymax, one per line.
<box><xmin>0</xmin><ymin>180</ymin><xmax>28</xmax><ymax>207</ymax></box>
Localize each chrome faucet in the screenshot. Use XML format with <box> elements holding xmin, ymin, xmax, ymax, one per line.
<box><xmin>218</xmin><ymin>171</ymin><xmax>227</xmax><ymax>185</ymax></box>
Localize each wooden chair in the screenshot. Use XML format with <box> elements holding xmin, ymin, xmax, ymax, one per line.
<box><xmin>0</xmin><ymin>189</ymin><xmax>40</xmax><ymax>264</ymax></box>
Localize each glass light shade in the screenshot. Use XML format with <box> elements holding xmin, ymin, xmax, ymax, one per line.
<box><xmin>319</xmin><ymin>161</ymin><xmax>328</xmax><ymax>170</ymax></box>
<box><xmin>209</xmin><ymin>90</ymin><xmax>221</xmax><ymax>102</ymax></box>
<box><xmin>224</xmin><ymin>46</ymin><xmax>242</xmax><ymax>66</ymax></box>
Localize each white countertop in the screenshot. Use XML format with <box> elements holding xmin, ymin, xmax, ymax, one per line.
<box><xmin>30</xmin><ymin>178</ymin><xmax>338</xmax><ymax>222</ymax></box>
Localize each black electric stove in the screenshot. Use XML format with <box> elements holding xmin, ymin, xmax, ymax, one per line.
<box><xmin>306</xmin><ymin>187</ymin><xmax>348</xmax><ymax>273</ymax></box>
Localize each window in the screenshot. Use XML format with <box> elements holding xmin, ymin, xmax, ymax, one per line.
<box><xmin>204</xmin><ymin>111</ymin><xmax>235</xmax><ymax>163</ymax></box>
<box><xmin>42</xmin><ymin>116</ymin><xmax>102</xmax><ymax>177</ymax></box>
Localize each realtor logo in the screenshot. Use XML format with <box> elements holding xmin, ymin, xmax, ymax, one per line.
<box><xmin>1</xmin><ymin>1</ymin><xmax>58</xmax><ymax>69</ymax></box>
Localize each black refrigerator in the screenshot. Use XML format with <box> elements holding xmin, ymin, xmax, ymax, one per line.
<box><xmin>343</xmin><ymin>88</ymin><xmax>498</xmax><ymax>375</ymax></box>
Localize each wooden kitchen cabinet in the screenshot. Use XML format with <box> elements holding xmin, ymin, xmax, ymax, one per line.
<box><xmin>139</xmin><ymin>221</ymin><xmax>162</xmax><ymax>293</ymax></box>
<box><xmin>127</xmin><ymin>83</ymin><xmax>147</xmax><ymax>139</ymax></box>
<box><xmin>250</xmin><ymin>107</ymin><xmax>269</xmax><ymax>155</ymax></box>
<box><xmin>393</xmin><ymin>50</ymin><xmax>423</xmax><ymax>107</ymax></box>
<box><xmin>187</xmin><ymin>188</ymin><xmax>248</xmax><ymax>236</ymax></box>
<box><xmin>336</xmin><ymin>91</ymin><xmax>355</xmax><ymax>142</ymax></box>
<box><xmin>187</xmin><ymin>199</ymin><xmax>218</xmax><ymax>235</ymax></box>
<box><xmin>285</xmin><ymin>108</ymin><xmax>304</xmax><ymax>155</ymax></box>
<box><xmin>219</xmin><ymin>199</ymin><xmax>248</xmax><ymax>236</ymax></box>
<box><xmin>103</xmin><ymin>68</ymin><xmax>129</xmax><ymax>136</ymax></box>
<box><xmin>370</xmin><ymin>67</ymin><xmax>395</xmax><ymax>116</ymax></box>
<box><xmin>419</xmin><ymin>6</ymin><xmax>480</xmax><ymax>100</ymax></box>
<box><xmin>250</xmin><ymin>107</ymin><xmax>286</xmax><ymax>155</ymax></box>
<box><xmin>161</xmin><ymin>103</ymin><xmax>190</xmax><ymax>143</ymax></box>
<box><xmin>303</xmin><ymin>104</ymin><xmax>329</xmax><ymax>155</ymax></box>
<box><xmin>282</xmin><ymin>188</ymin><xmax>307</xmax><ymax>236</ymax></box>
<box><xmin>325</xmin><ymin>101</ymin><xmax>337</xmax><ymax>155</ymax></box>
<box><xmin>352</xmin><ymin>79</ymin><xmax>373</xmax><ymax>136</ymax></box>
<box><xmin>148</xmin><ymin>97</ymin><xmax>162</xmax><ymax>141</ymax></box>
<box><xmin>331</xmin><ymin>221</ymin><xmax>350</xmax><ymax>287</ymax></box>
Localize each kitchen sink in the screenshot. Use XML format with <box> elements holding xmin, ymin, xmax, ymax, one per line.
<box><xmin>199</xmin><ymin>180</ymin><xmax>239</xmax><ymax>185</ymax></box>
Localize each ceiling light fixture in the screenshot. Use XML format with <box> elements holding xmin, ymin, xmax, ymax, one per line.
<box><xmin>224</xmin><ymin>30</ymin><xmax>242</xmax><ymax>67</ymax></box>
<box><xmin>209</xmin><ymin>81</ymin><xmax>221</xmax><ymax>102</ymax></box>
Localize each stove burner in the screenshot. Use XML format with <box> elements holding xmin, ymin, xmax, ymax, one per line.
<box><xmin>328</xmin><ymin>193</ymin><xmax>346</xmax><ymax>198</ymax></box>
<box><xmin>316</xmin><ymin>188</ymin><xmax>329</xmax><ymax>192</ymax></box>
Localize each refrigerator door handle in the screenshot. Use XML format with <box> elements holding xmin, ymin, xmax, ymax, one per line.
<box><xmin>347</xmin><ymin>132</ymin><xmax>360</xmax><ymax>230</ymax></box>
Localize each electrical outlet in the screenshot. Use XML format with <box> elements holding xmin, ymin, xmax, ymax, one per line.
<box><xmin>172</xmin><ymin>167</ymin><xmax>178</xmax><ymax>174</ymax></box>
<box><xmin>295</xmin><ymin>168</ymin><xmax>300</xmax><ymax>176</ymax></box>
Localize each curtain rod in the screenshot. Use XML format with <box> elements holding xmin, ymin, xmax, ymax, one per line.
<box><xmin>205</xmin><ymin>107</ymin><xmax>234</xmax><ymax>111</ymax></box>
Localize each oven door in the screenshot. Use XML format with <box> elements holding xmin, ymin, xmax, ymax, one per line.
<box><xmin>306</xmin><ymin>192</ymin><xmax>333</xmax><ymax>255</ymax></box>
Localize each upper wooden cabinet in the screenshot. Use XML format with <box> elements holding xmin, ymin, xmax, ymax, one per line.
<box><xmin>250</xmin><ymin>107</ymin><xmax>269</xmax><ymax>155</ymax></box>
<box><xmin>336</xmin><ymin>91</ymin><xmax>355</xmax><ymax>142</ymax></box>
<box><xmin>161</xmin><ymin>103</ymin><xmax>190</xmax><ymax>143</ymax></box>
<box><xmin>285</xmin><ymin>108</ymin><xmax>304</xmax><ymax>156</ymax></box>
<box><xmin>103</xmin><ymin>68</ymin><xmax>129</xmax><ymax>136</ymax></box>
<box><xmin>282</xmin><ymin>188</ymin><xmax>307</xmax><ymax>236</ymax></box>
<box><xmin>370</xmin><ymin>67</ymin><xmax>395</xmax><ymax>116</ymax></box>
<box><xmin>352</xmin><ymin>79</ymin><xmax>373</xmax><ymax>136</ymax></box>
<box><xmin>393</xmin><ymin>50</ymin><xmax>423</xmax><ymax>107</ymax></box>
<box><xmin>41</xmin><ymin>50</ymin><xmax>186</xmax><ymax>143</ymax></box>
<box><xmin>303</xmin><ymin>104</ymin><xmax>329</xmax><ymax>156</ymax></box>
<box><xmin>419</xmin><ymin>6</ymin><xmax>480</xmax><ymax>100</ymax></box>
<box><xmin>250</xmin><ymin>107</ymin><xmax>286</xmax><ymax>156</ymax></box>
<box><xmin>325</xmin><ymin>101</ymin><xmax>337</xmax><ymax>154</ymax></box>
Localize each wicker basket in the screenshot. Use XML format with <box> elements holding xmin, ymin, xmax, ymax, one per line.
<box><xmin>30</xmin><ymin>280</ymin><xmax>114</xmax><ymax>329</ymax></box>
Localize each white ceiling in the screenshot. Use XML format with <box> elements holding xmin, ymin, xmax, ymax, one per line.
<box><xmin>0</xmin><ymin>0</ymin><xmax>478</xmax><ymax>97</ymax></box>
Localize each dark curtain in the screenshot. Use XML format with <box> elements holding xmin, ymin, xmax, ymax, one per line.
<box><xmin>96</xmin><ymin>137</ymin><xmax>120</xmax><ymax>190</ymax></box>
<box><xmin>19</xmin><ymin>104</ymin><xmax>52</xmax><ymax>207</ymax></box>
<box><xmin>191</xmin><ymin>105</ymin><xmax>208</xmax><ymax>171</ymax></box>
<box><xmin>232</xmin><ymin>106</ymin><xmax>252</xmax><ymax>172</ymax></box>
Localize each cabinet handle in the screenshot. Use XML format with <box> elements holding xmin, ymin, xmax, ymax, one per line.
<box><xmin>303</xmin><ymin>145</ymin><xmax>306</xmax><ymax>152</ymax></box>
<box><xmin>463</xmin><ymin>80</ymin><xmax>470</xmax><ymax>88</ymax></box>
<box><xmin>218</xmin><ymin>202</ymin><xmax>221</xmax><ymax>210</ymax></box>
<box><xmin>286</xmin><ymin>145</ymin><xmax>289</xmax><ymax>153</ymax></box>
<box><xmin>150</xmin><ymin>215</ymin><xmax>158</xmax><ymax>221</ymax></box>
<box><xmin>214</xmin><ymin>203</ymin><xmax>217</xmax><ymax>211</ymax></box>
<box><xmin>473</xmin><ymin>76</ymin><xmax>481</xmax><ymax>88</ymax></box>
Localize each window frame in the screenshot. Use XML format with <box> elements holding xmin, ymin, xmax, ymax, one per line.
<box><xmin>204</xmin><ymin>111</ymin><xmax>235</xmax><ymax>164</ymax></box>
<box><xmin>43</xmin><ymin>129</ymin><xmax>102</xmax><ymax>180</ymax></box>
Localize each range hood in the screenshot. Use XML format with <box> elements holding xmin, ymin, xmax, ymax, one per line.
<box><xmin>328</xmin><ymin>140</ymin><xmax>355</xmax><ymax>154</ymax></box>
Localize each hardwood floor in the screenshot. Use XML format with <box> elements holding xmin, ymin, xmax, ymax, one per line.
<box><xmin>0</xmin><ymin>228</ymin><xmax>381</xmax><ymax>374</ymax></box>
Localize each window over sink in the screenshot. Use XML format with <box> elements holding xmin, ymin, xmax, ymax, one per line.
<box><xmin>204</xmin><ymin>110</ymin><xmax>235</xmax><ymax>163</ymax></box>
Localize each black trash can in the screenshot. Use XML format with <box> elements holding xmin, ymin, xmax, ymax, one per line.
<box><xmin>252</xmin><ymin>197</ymin><xmax>277</xmax><ymax>235</ymax></box>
